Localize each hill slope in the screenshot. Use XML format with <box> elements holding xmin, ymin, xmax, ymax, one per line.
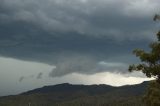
<box><xmin>0</xmin><ymin>81</ymin><xmax>149</xmax><ymax>106</ymax></box>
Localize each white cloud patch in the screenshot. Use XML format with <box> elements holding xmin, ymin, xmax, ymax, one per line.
<box><xmin>47</xmin><ymin>72</ymin><xmax>153</xmax><ymax>87</ymax></box>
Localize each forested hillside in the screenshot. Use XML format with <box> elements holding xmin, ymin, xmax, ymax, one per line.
<box><xmin>0</xmin><ymin>81</ymin><xmax>149</xmax><ymax>106</ymax></box>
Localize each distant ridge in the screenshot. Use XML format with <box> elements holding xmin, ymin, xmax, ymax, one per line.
<box><xmin>22</xmin><ymin>83</ymin><xmax>114</xmax><ymax>95</ymax></box>
<box><xmin>0</xmin><ymin>81</ymin><xmax>149</xmax><ymax>106</ymax></box>
<box><xmin>22</xmin><ymin>81</ymin><xmax>149</xmax><ymax>95</ymax></box>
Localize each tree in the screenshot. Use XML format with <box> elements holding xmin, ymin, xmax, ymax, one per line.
<box><xmin>143</xmin><ymin>80</ymin><xmax>160</xmax><ymax>106</ymax></box>
<box><xmin>128</xmin><ymin>15</ymin><xmax>160</xmax><ymax>106</ymax></box>
<box><xmin>128</xmin><ymin>31</ymin><xmax>160</xmax><ymax>83</ymax></box>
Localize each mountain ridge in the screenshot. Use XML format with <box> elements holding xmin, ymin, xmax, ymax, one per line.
<box><xmin>21</xmin><ymin>81</ymin><xmax>148</xmax><ymax>95</ymax></box>
<box><xmin>0</xmin><ymin>81</ymin><xmax>149</xmax><ymax>106</ymax></box>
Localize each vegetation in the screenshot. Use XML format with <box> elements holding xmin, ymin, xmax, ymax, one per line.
<box><xmin>143</xmin><ymin>81</ymin><xmax>160</xmax><ymax>106</ymax></box>
<box><xmin>0</xmin><ymin>82</ymin><xmax>148</xmax><ymax>106</ymax></box>
<box><xmin>128</xmin><ymin>31</ymin><xmax>160</xmax><ymax>83</ymax></box>
<box><xmin>128</xmin><ymin>17</ymin><xmax>160</xmax><ymax>106</ymax></box>
<box><xmin>0</xmin><ymin>94</ymin><xmax>145</xmax><ymax>106</ymax></box>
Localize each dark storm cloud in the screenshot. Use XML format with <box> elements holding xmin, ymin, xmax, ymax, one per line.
<box><xmin>0</xmin><ymin>0</ymin><xmax>159</xmax><ymax>77</ymax></box>
<box><xmin>0</xmin><ymin>0</ymin><xmax>159</xmax><ymax>38</ymax></box>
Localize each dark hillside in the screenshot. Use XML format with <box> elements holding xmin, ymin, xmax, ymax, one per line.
<box><xmin>0</xmin><ymin>81</ymin><xmax>149</xmax><ymax>106</ymax></box>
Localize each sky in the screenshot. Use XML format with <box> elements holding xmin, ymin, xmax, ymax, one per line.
<box><xmin>0</xmin><ymin>0</ymin><xmax>159</xmax><ymax>96</ymax></box>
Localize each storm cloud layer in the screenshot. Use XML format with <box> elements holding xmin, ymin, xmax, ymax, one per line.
<box><xmin>0</xmin><ymin>0</ymin><xmax>160</xmax><ymax>77</ymax></box>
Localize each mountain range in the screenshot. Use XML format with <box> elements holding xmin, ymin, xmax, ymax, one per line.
<box><xmin>0</xmin><ymin>81</ymin><xmax>149</xmax><ymax>106</ymax></box>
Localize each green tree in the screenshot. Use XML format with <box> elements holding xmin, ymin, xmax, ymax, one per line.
<box><xmin>128</xmin><ymin>16</ymin><xmax>160</xmax><ymax>106</ymax></box>
<box><xmin>128</xmin><ymin>31</ymin><xmax>160</xmax><ymax>83</ymax></box>
<box><xmin>143</xmin><ymin>81</ymin><xmax>160</xmax><ymax>106</ymax></box>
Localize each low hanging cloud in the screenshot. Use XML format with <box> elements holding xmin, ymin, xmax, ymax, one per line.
<box><xmin>37</xmin><ymin>72</ymin><xmax>43</xmax><ymax>79</ymax></box>
<box><xmin>49</xmin><ymin>55</ymin><xmax>129</xmax><ymax>77</ymax></box>
<box><xmin>49</xmin><ymin>55</ymin><xmax>98</xmax><ymax>77</ymax></box>
<box><xmin>19</xmin><ymin>76</ymin><xmax>25</xmax><ymax>82</ymax></box>
<box><xmin>0</xmin><ymin>0</ymin><xmax>159</xmax><ymax>77</ymax></box>
<box><xmin>18</xmin><ymin>75</ymin><xmax>35</xmax><ymax>82</ymax></box>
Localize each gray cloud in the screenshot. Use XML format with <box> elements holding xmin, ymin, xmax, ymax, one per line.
<box><xmin>49</xmin><ymin>55</ymin><xmax>98</xmax><ymax>77</ymax></box>
<box><xmin>98</xmin><ymin>61</ymin><xmax>128</xmax><ymax>72</ymax></box>
<box><xmin>0</xmin><ymin>0</ymin><xmax>159</xmax><ymax>39</ymax></box>
<box><xmin>19</xmin><ymin>75</ymin><xmax>35</xmax><ymax>82</ymax></box>
<box><xmin>19</xmin><ymin>76</ymin><xmax>25</xmax><ymax>82</ymax></box>
<box><xmin>0</xmin><ymin>0</ymin><xmax>159</xmax><ymax>77</ymax></box>
<box><xmin>37</xmin><ymin>72</ymin><xmax>43</xmax><ymax>79</ymax></box>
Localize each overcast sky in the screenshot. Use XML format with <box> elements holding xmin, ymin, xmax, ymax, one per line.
<box><xmin>0</xmin><ymin>0</ymin><xmax>159</xmax><ymax>96</ymax></box>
